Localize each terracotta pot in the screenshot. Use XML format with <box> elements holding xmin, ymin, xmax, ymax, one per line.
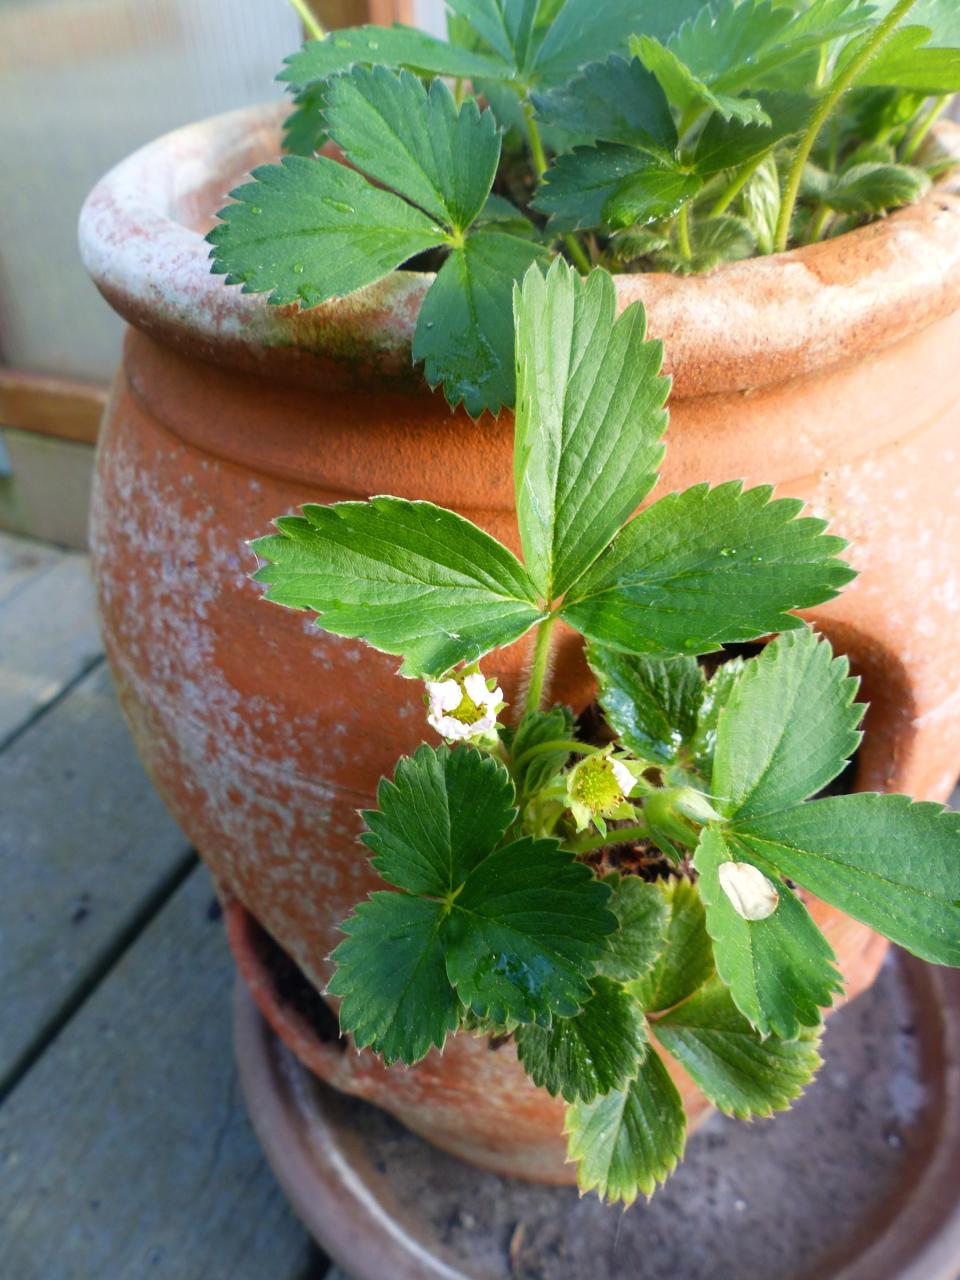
<box><xmin>80</xmin><ymin>104</ymin><xmax>960</xmax><ymax>1182</ymax></box>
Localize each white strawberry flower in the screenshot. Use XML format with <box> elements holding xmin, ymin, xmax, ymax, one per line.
<box><xmin>425</xmin><ymin>669</ymin><xmax>504</xmax><ymax>741</ymax></box>
<box><xmin>717</xmin><ymin>861</ymin><xmax>780</xmax><ymax>921</ymax></box>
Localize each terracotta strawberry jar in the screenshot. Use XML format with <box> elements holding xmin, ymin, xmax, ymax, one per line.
<box><xmin>79</xmin><ymin>103</ymin><xmax>960</xmax><ymax>1182</ymax></box>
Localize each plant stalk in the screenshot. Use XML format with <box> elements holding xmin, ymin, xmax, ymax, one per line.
<box><xmin>287</xmin><ymin>0</ymin><xmax>325</xmax><ymax>40</ymax></box>
<box><xmin>709</xmin><ymin>151</ymin><xmax>769</xmax><ymax>218</ymax></box>
<box><xmin>523</xmin><ymin>102</ymin><xmax>548</xmax><ymax>179</ymax></box>
<box><xmin>512</xmin><ymin>739</ymin><xmax>600</xmax><ymax>770</ymax></box>
<box><xmin>677</xmin><ymin>202</ymin><xmax>694</xmax><ymax>260</ymax></box>
<box><xmin>806</xmin><ymin>203</ymin><xmax>834</xmax><ymax>243</ymax></box>
<box><xmin>901</xmin><ymin>94</ymin><xmax>950</xmax><ymax>163</ymax></box>
<box><xmin>774</xmin><ymin>0</ymin><xmax>919</xmax><ymax>252</ymax></box>
<box><xmin>568</xmin><ymin>822</ymin><xmax>650</xmax><ymax>855</ymax></box>
<box><xmin>523</xmin><ymin>615</ymin><xmax>558</xmax><ymax>716</ymax></box>
<box><xmin>564</xmin><ymin>234</ymin><xmax>592</xmax><ymax>274</ymax></box>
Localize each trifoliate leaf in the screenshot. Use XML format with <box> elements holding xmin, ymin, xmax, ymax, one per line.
<box><xmin>603</xmin><ymin>164</ymin><xmax>705</xmax><ymax>229</ymax></box>
<box><xmin>251</xmin><ymin>496</ymin><xmax>544</xmax><ymax>678</ymax></box>
<box><xmin>512</xmin><ymin>259</ymin><xmax>669</xmax><ymax>600</ymax></box>
<box><xmin>531</xmin><ymin>0</ymin><xmax>660</xmax><ymax>83</ymax></box>
<box><xmin>445</xmin><ymin>0</ymin><xmax>536</xmax><ymax>70</ymax></box>
<box><xmin>362</xmin><ymin>744</ymin><xmax>516</xmax><ymax>895</ymax></box>
<box><xmin>712</xmin><ymin>628</ymin><xmax>864</xmax><ymax>822</ymax></box>
<box><xmin>651</xmin><ymin>975</ymin><xmax>822</xmax><ymax>1118</ymax></box>
<box><xmin>560</xmin><ymin>481</ymin><xmax>855</xmax><ymax>658</ymax></box>
<box><xmin>733</xmin><ymin>794</ymin><xmax>960</xmax><ymax>966</ymax></box>
<box><xmin>690</xmin><ymin>657</ymin><xmax>746</xmax><ymax>782</ymax></box>
<box><xmin>588</xmin><ymin>643</ymin><xmax>704</xmax><ymax>768</ymax></box>
<box><xmin>280</xmin><ymin>25</ymin><xmax>513</xmax><ymax>91</ymax></box>
<box><xmin>565</xmin><ymin>1049</ymin><xmax>686</xmax><ymax>1204</ymax></box>
<box><xmin>631</xmin><ymin>34</ymin><xmax>770</xmax><ymax>126</ymax></box>
<box><xmin>328</xmin><ymin>893</ymin><xmax>461</xmax><ymax>1064</ymax></box>
<box><xmin>822</xmin><ymin>161</ymin><xmax>931</xmax><ymax>212</ymax></box>
<box><xmin>532</xmin><ymin>144</ymin><xmax>665</xmax><ymax>231</ymax></box>
<box><xmin>694</xmin><ymin>92</ymin><xmax>814</xmax><ymax>174</ymax></box>
<box><xmin>532</xmin><ymin>56</ymin><xmax>677</xmax><ymax>156</ymax></box>
<box><xmin>694</xmin><ymin>827</ymin><xmax>841</xmax><ymax>1039</ymax></box>
<box><xmin>629</xmin><ymin>877</ymin><xmax>715</xmax><ymax>1013</ymax></box>
<box><xmin>283</xmin><ymin>82</ymin><xmax>328</xmax><ymax>156</ymax></box>
<box><xmin>324</xmin><ymin>68</ymin><xmax>500</xmax><ymax>233</ymax></box>
<box><xmin>599</xmin><ymin>875</ymin><xmax>670</xmax><ymax>983</ymax></box>
<box><xmin>510</xmin><ymin>704</ymin><xmax>576</xmax><ymax>797</ymax></box>
<box><xmin>207</xmin><ymin>156</ymin><xmax>447</xmax><ymax>307</ymax></box>
<box><xmin>413</xmin><ymin>229</ymin><xmax>549</xmax><ymax>416</ymax></box>
<box><xmin>516</xmin><ymin>976</ymin><xmax>649</xmax><ymax>1101</ymax></box>
<box><xmin>444</xmin><ymin>838</ymin><xmax>616</xmax><ymax>1024</ymax></box>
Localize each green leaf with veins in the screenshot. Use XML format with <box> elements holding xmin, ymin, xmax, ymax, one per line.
<box><xmin>603</xmin><ymin>165</ymin><xmax>705</xmax><ymax>228</ymax></box>
<box><xmin>283</xmin><ymin>82</ymin><xmax>329</xmax><ymax>157</ymax></box>
<box><xmin>629</xmin><ymin>878</ymin><xmax>715</xmax><ymax>1013</ymax></box>
<box><xmin>532</xmin><ymin>144</ymin><xmax>666</xmax><ymax>231</ymax></box>
<box><xmin>599</xmin><ymin>875</ymin><xmax>670</xmax><ymax>983</ymax></box>
<box><xmin>733</xmin><ymin>794</ymin><xmax>960</xmax><ymax>966</ymax></box>
<box><xmin>328</xmin><ymin>893</ymin><xmax>462</xmax><ymax>1064</ymax></box>
<box><xmin>690</xmin><ymin>657</ymin><xmax>746</xmax><ymax>782</ymax></box>
<box><xmin>362</xmin><ymin>744</ymin><xmax>516</xmax><ymax>895</ymax></box>
<box><xmin>874</xmin><ymin>0</ymin><xmax>960</xmax><ymax>47</ymax></box>
<box><xmin>510</xmin><ymin>705</ymin><xmax>576</xmax><ymax>796</ymax></box>
<box><xmin>694</xmin><ymin>827</ymin><xmax>841</xmax><ymax>1039</ymax></box>
<box><xmin>323</xmin><ymin>68</ymin><xmax>500</xmax><ymax>233</ymax></box>
<box><xmin>559</xmin><ymin>481</ymin><xmax>855</xmax><ymax>658</ymax></box>
<box><xmin>206</xmin><ymin>156</ymin><xmax>447</xmax><ymax>307</ymax></box>
<box><xmin>251</xmin><ymin>497</ymin><xmax>544</xmax><ymax>678</ymax></box>
<box><xmin>512</xmin><ymin>258</ymin><xmax>669</xmax><ymax>600</ymax></box>
<box><xmin>712</xmin><ymin>628</ymin><xmax>863</xmax><ymax>822</ymax></box>
<box><xmin>631</xmin><ymin>34</ymin><xmax>770</xmax><ymax>126</ymax></box>
<box><xmin>516</xmin><ymin>976</ymin><xmax>649</xmax><ymax>1101</ymax></box>
<box><xmin>822</xmin><ymin>162</ymin><xmax>931</xmax><ymax>212</ymax></box>
<box><xmin>853</xmin><ymin>26</ymin><xmax>960</xmax><ymax>92</ymax></box>
<box><xmin>565</xmin><ymin>1048</ymin><xmax>686</xmax><ymax>1204</ymax></box>
<box><xmin>444</xmin><ymin>837</ymin><xmax>616</xmax><ymax>1025</ymax></box>
<box><xmin>588</xmin><ymin>643</ymin><xmax>704</xmax><ymax>768</ymax></box>
<box><xmin>532</xmin><ymin>56</ymin><xmax>678</xmax><ymax>156</ymax></box>
<box><xmin>652</xmin><ymin>975</ymin><xmax>822</xmax><ymax>1119</ymax></box>
<box><xmin>685</xmin><ymin>216</ymin><xmax>757</xmax><ymax>270</ymax></box>
<box><xmin>531</xmin><ymin>0</ymin><xmax>663</xmax><ymax>84</ymax></box>
<box><xmin>413</xmin><ymin>230</ymin><xmax>549</xmax><ymax>417</ymax></box>
<box><xmin>280</xmin><ymin>25</ymin><xmax>513</xmax><ymax>90</ymax></box>
<box><xmin>444</xmin><ymin>0</ymin><xmax>534</xmax><ymax>69</ymax></box>
<box><xmin>694</xmin><ymin>92</ymin><xmax>814</xmax><ymax>175</ymax></box>
<box><xmin>741</xmin><ymin>154</ymin><xmax>781</xmax><ymax>255</ymax></box>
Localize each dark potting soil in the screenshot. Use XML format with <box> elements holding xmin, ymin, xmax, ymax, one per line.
<box><xmin>248</xmin><ymin>915</ymin><xmax>345</xmax><ymax>1051</ymax></box>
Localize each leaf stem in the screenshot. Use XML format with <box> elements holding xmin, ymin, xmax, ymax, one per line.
<box><xmin>523</xmin><ymin>615</ymin><xmax>558</xmax><ymax>716</ymax></box>
<box><xmin>523</xmin><ymin>102</ymin><xmax>549</xmax><ymax>180</ymax></box>
<box><xmin>677</xmin><ymin>202</ymin><xmax>694</xmax><ymax>261</ymax></box>
<box><xmin>709</xmin><ymin>151</ymin><xmax>769</xmax><ymax>218</ymax></box>
<box><xmin>564</xmin><ymin>233</ymin><xmax>592</xmax><ymax>274</ymax></box>
<box><xmin>567</xmin><ymin>822</ymin><xmax>650</xmax><ymax>855</ymax></box>
<box><xmin>287</xmin><ymin>0</ymin><xmax>325</xmax><ymax>40</ymax></box>
<box><xmin>512</xmin><ymin>739</ymin><xmax>600</xmax><ymax>770</ymax></box>
<box><xmin>774</xmin><ymin>0</ymin><xmax>919</xmax><ymax>253</ymax></box>
<box><xmin>900</xmin><ymin>94</ymin><xmax>950</xmax><ymax>163</ymax></box>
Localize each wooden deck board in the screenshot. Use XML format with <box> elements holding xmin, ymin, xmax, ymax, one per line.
<box><xmin>0</xmin><ymin>866</ymin><xmax>322</xmax><ymax>1280</ymax></box>
<box><xmin>0</xmin><ymin>537</ymin><xmax>101</xmax><ymax>745</ymax></box>
<box><xmin>0</xmin><ymin>662</ymin><xmax>195</xmax><ymax>1092</ymax></box>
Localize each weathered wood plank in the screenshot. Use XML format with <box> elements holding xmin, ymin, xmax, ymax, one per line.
<box><xmin>0</xmin><ymin>663</ymin><xmax>194</xmax><ymax>1090</ymax></box>
<box><xmin>0</xmin><ymin>368</ymin><xmax>108</xmax><ymax>446</ymax></box>
<box><xmin>0</xmin><ymin>542</ymin><xmax>101</xmax><ymax>744</ymax></box>
<box><xmin>0</xmin><ymin>866</ymin><xmax>323</xmax><ymax>1280</ymax></box>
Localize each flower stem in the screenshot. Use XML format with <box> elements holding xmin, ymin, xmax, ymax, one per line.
<box><xmin>523</xmin><ymin>615</ymin><xmax>558</xmax><ymax>717</ymax></box>
<box><xmin>523</xmin><ymin>102</ymin><xmax>548</xmax><ymax>179</ymax></box>
<box><xmin>568</xmin><ymin>822</ymin><xmax>650</xmax><ymax>855</ymax></box>
<box><xmin>512</xmin><ymin>739</ymin><xmax>599</xmax><ymax>771</ymax></box>
<box><xmin>901</xmin><ymin>94</ymin><xmax>949</xmax><ymax>163</ymax></box>
<box><xmin>774</xmin><ymin>0</ymin><xmax>919</xmax><ymax>252</ymax></box>
<box><xmin>564</xmin><ymin>233</ymin><xmax>592</xmax><ymax>274</ymax></box>
<box><xmin>287</xmin><ymin>0</ymin><xmax>325</xmax><ymax>40</ymax></box>
<box><xmin>677</xmin><ymin>202</ymin><xmax>693</xmax><ymax>261</ymax></box>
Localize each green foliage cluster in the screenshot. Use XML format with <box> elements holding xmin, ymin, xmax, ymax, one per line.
<box><xmin>247</xmin><ymin>258</ymin><xmax>960</xmax><ymax>1203</ymax></box>
<box><xmin>208</xmin><ymin>0</ymin><xmax>960</xmax><ymax>414</ymax></box>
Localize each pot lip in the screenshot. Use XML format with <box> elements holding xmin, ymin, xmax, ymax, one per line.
<box><xmin>79</xmin><ymin>102</ymin><xmax>960</xmax><ymax>399</ymax></box>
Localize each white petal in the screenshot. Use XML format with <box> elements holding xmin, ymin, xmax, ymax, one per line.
<box><xmin>435</xmin><ymin>715</ymin><xmax>473</xmax><ymax>741</ymax></box>
<box><xmin>611</xmin><ymin>758</ymin><xmax>635</xmax><ymax>796</ymax></box>
<box><xmin>427</xmin><ymin>678</ymin><xmax>463</xmax><ymax>714</ymax></box>
<box><xmin>717</xmin><ymin>861</ymin><xmax>779</xmax><ymax>921</ymax></box>
<box><xmin>463</xmin><ymin>672</ymin><xmax>489</xmax><ymax>704</ymax></box>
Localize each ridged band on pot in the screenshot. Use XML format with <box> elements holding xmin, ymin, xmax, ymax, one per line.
<box><xmin>81</xmin><ymin>105</ymin><xmax>960</xmax><ymax>1180</ymax></box>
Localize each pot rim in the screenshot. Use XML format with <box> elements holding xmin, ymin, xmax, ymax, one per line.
<box><xmin>79</xmin><ymin>102</ymin><xmax>960</xmax><ymax>398</ymax></box>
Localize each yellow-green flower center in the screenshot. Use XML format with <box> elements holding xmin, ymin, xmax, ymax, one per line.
<box><xmin>570</xmin><ymin>755</ymin><xmax>625</xmax><ymax>816</ymax></box>
<box><xmin>446</xmin><ymin>684</ymin><xmax>485</xmax><ymax>725</ymax></box>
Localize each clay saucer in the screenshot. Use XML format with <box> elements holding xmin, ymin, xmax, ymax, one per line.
<box><xmin>235</xmin><ymin>952</ymin><xmax>960</xmax><ymax>1280</ymax></box>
